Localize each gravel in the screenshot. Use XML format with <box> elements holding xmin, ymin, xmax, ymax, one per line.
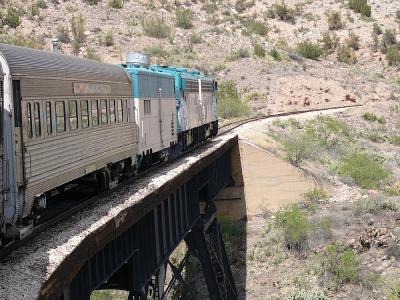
<box><xmin>0</xmin><ymin>133</ymin><xmax>237</xmax><ymax>300</ymax></box>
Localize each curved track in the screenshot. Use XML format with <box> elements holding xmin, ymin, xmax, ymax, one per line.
<box><xmin>0</xmin><ymin>103</ymin><xmax>361</xmax><ymax>260</ymax></box>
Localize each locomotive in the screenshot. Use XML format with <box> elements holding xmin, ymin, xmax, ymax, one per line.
<box><xmin>0</xmin><ymin>44</ymin><xmax>218</xmax><ymax>245</ymax></box>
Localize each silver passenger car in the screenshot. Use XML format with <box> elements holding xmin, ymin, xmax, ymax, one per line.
<box><xmin>0</xmin><ymin>44</ymin><xmax>137</xmax><ymax>242</ymax></box>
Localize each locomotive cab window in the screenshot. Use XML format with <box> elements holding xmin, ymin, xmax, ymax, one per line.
<box><xmin>101</xmin><ymin>99</ymin><xmax>108</xmax><ymax>125</ymax></box>
<box><xmin>46</xmin><ymin>102</ymin><xmax>52</xmax><ymax>135</ymax></box>
<box><xmin>69</xmin><ymin>101</ymin><xmax>78</xmax><ymax>130</ymax></box>
<box><xmin>92</xmin><ymin>100</ymin><xmax>99</xmax><ymax>127</ymax></box>
<box><xmin>81</xmin><ymin>100</ymin><xmax>89</xmax><ymax>128</ymax></box>
<box><xmin>56</xmin><ymin>101</ymin><xmax>66</xmax><ymax>132</ymax></box>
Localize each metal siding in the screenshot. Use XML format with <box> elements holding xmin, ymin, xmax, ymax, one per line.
<box><xmin>23</xmin><ymin>123</ymin><xmax>137</xmax><ymax>217</ymax></box>
<box><xmin>0</xmin><ymin>44</ymin><xmax>130</xmax><ymax>83</ymax></box>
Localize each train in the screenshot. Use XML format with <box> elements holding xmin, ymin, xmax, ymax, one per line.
<box><xmin>0</xmin><ymin>44</ymin><xmax>218</xmax><ymax>245</ymax></box>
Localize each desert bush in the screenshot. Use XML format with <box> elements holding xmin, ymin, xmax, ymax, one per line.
<box><xmin>217</xmin><ymin>81</ymin><xmax>251</xmax><ymax>119</ymax></box>
<box><xmin>368</xmin><ymin>128</ymin><xmax>385</xmax><ymax>143</ymax></box>
<box><xmin>390</xmin><ymin>135</ymin><xmax>400</xmax><ymax>146</ymax></box>
<box><xmin>202</xmin><ymin>1</ymin><xmax>218</xmax><ymax>13</ymax></box>
<box><xmin>84</xmin><ymin>48</ymin><xmax>101</xmax><ymax>61</ymax></box>
<box><xmin>37</xmin><ymin>0</ymin><xmax>48</xmax><ymax>8</ymax></box>
<box><xmin>4</xmin><ymin>7</ymin><xmax>21</xmax><ymax>29</ymax></box>
<box><xmin>362</xmin><ymin>112</ymin><xmax>385</xmax><ymax>123</ymax></box>
<box><xmin>354</xmin><ymin>197</ymin><xmax>399</xmax><ymax>215</ymax></box>
<box><xmin>327</xmin><ymin>11</ymin><xmax>344</xmax><ymax>30</ymax></box>
<box><xmin>28</xmin><ymin>4</ymin><xmax>40</xmax><ymax>18</ymax></box>
<box><xmin>253</xmin><ymin>43</ymin><xmax>265</xmax><ymax>57</ymax></box>
<box><xmin>71</xmin><ymin>15</ymin><xmax>85</xmax><ymax>54</ymax></box>
<box><xmin>0</xmin><ymin>34</ymin><xmax>42</xmax><ymax>49</ymax></box>
<box><xmin>229</xmin><ymin>47</ymin><xmax>250</xmax><ymax>60</ymax></box>
<box><xmin>387</xmin><ymin>281</ymin><xmax>400</xmax><ymax>300</ymax></box>
<box><xmin>297</xmin><ymin>41</ymin><xmax>323</xmax><ymax>60</ymax></box>
<box><xmin>235</xmin><ymin>0</ymin><xmax>246</xmax><ymax>12</ymax></box>
<box><xmin>108</xmin><ymin>0</ymin><xmax>123</xmax><ymax>9</ymax></box>
<box><xmin>56</xmin><ymin>26</ymin><xmax>70</xmax><ymax>43</ymax></box>
<box><xmin>102</xmin><ymin>31</ymin><xmax>114</xmax><ymax>46</ymax></box>
<box><xmin>276</xmin><ymin>204</ymin><xmax>311</xmax><ymax>251</ymax></box>
<box><xmin>303</xmin><ymin>188</ymin><xmax>327</xmax><ymax>202</ymax></box>
<box><xmin>386</xmin><ymin>46</ymin><xmax>400</xmax><ymax>66</ymax></box>
<box><xmin>289</xmin><ymin>290</ymin><xmax>329</xmax><ymax>300</ymax></box>
<box><xmin>213</xmin><ymin>62</ymin><xmax>226</xmax><ymax>72</ymax></box>
<box><xmin>283</xmin><ymin>132</ymin><xmax>318</xmax><ymax>166</ymax></box>
<box><xmin>85</xmin><ymin>0</ymin><xmax>100</xmax><ymax>4</ymax></box>
<box><xmin>175</xmin><ymin>8</ymin><xmax>193</xmax><ymax>29</ymax></box>
<box><xmin>269</xmin><ymin>47</ymin><xmax>282</xmax><ymax>61</ymax></box>
<box><xmin>337</xmin><ymin>153</ymin><xmax>390</xmax><ymax>189</ymax></box>
<box><xmin>145</xmin><ymin>45</ymin><xmax>169</xmax><ymax>58</ymax></box>
<box><xmin>321</xmin><ymin>32</ymin><xmax>338</xmax><ymax>53</ymax></box>
<box><xmin>189</xmin><ymin>32</ymin><xmax>202</xmax><ymax>44</ymax></box>
<box><xmin>348</xmin><ymin>0</ymin><xmax>371</xmax><ymax>17</ymax></box>
<box><xmin>245</xmin><ymin>20</ymin><xmax>268</xmax><ymax>36</ymax></box>
<box><xmin>381</xmin><ymin>29</ymin><xmax>397</xmax><ymax>53</ymax></box>
<box><xmin>346</xmin><ymin>31</ymin><xmax>360</xmax><ymax>50</ymax></box>
<box><xmin>373</xmin><ymin>23</ymin><xmax>382</xmax><ymax>35</ymax></box>
<box><xmin>267</xmin><ymin>2</ymin><xmax>296</xmax><ymax>24</ymax></box>
<box><xmin>337</xmin><ymin>45</ymin><xmax>357</xmax><ymax>64</ymax></box>
<box><xmin>318</xmin><ymin>242</ymin><xmax>361</xmax><ymax>291</ymax></box>
<box><xmin>142</xmin><ymin>16</ymin><xmax>171</xmax><ymax>39</ymax></box>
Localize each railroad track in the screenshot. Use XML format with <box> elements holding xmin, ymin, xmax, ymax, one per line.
<box><xmin>0</xmin><ymin>103</ymin><xmax>361</xmax><ymax>260</ymax></box>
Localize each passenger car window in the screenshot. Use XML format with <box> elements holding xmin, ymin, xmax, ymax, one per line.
<box><xmin>101</xmin><ymin>99</ymin><xmax>108</xmax><ymax>125</ymax></box>
<box><xmin>117</xmin><ymin>99</ymin><xmax>123</xmax><ymax>123</ymax></box>
<box><xmin>92</xmin><ymin>100</ymin><xmax>99</xmax><ymax>127</ymax></box>
<box><xmin>69</xmin><ymin>101</ymin><xmax>78</xmax><ymax>130</ymax></box>
<box><xmin>34</xmin><ymin>102</ymin><xmax>41</xmax><ymax>137</ymax></box>
<box><xmin>81</xmin><ymin>100</ymin><xmax>89</xmax><ymax>128</ymax></box>
<box><xmin>46</xmin><ymin>102</ymin><xmax>52</xmax><ymax>135</ymax></box>
<box><xmin>144</xmin><ymin>99</ymin><xmax>151</xmax><ymax>115</ymax></box>
<box><xmin>110</xmin><ymin>99</ymin><xmax>116</xmax><ymax>124</ymax></box>
<box><xmin>27</xmin><ymin>103</ymin><xmax>33</xmax><ymax>138</ymax></box>
<box><xmin>56</xmin><ymin>101</ymin><xmax>66</xmax><ymax>132</ymax></box>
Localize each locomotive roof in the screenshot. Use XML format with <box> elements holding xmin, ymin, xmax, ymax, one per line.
<box><xmin>0</xmin><ymin>43</ymin><xmax>130</xmax><ymax>83</ymax></box>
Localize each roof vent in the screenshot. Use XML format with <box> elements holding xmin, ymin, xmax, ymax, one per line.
<box><xmin>126</xmin><ymin>52</ymin><xmax>150</xmax><ymax>66</ymax></box>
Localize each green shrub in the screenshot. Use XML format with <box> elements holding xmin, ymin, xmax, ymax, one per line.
<box><xmin>363</xmin><ymin>112</ymin><xmax>378</xmax><ymax>121</ymax></box>
<box><xmin>327</xmin><ymin>11</ymin><xmax>344</xmax><ymax>30</ymax></box>
<box><xmin>142</xmin><ymin>17</ymin><xmax>171</xmax><ymax>39</ymax></box>
<box><xmin>253</xmin><ymin>43</ymin><xmax>265</xmax><ymax>57</ymax></box>
<box><xmin>229</xmin><ymin>47</ymin><xmax>250</xmax><ymax>60</ymax></box>
<box><xmin>103</xmin><ymin>31</ymin><xmax>114</xmax><ymax>46</ymax></box>
<box><xmin>297</xmin><ymin>41</ymin><xmax>323</xmax><ymax>60</ymax></box>
<box><xmin>84</xmin><ymin>48</ymin><xmax>101</xmax><ymax>61</ymax></box>
<box><xmin>36</xmin><ymin>0</ymin><xmax>48</xmax><ymax>8</ymax></box>
<box><xmin>235</xmin><ymin>0</ymin><xmax>246</xmax><ymax>13</ymax></box>
<box><xmin>213</xmin><ymin>62</ymin><xmax>226</xmax><ymax>72</ymax></box>
<box><xmin>85</xmin><ymin>0</ymin><xmax>100</xmax><ymax>4</ymax></box>
<box><xmin>202</xmin><ymin>1</ymin><xmax>218</xmax><ymax>14</ymax></box>
<box><xmin>108</xmin><ymin>0</ymin><xmax>123</xmax><ymax>9</ymax></box>
<box><xmin>390</xmin><ymin>135</ymin><xmax>400</xmax><ymax>146</ymax></box>
<box><xmin>303</xmin><ymin>188</ymin><xmax>327</xmax><ymax>202</ymax></box>
<box><xmin>175</xmin><ymin>8</ymin><xmax>193</xmax><ymax>29</ymax></box>
<box><xmin>337</xmin><ymin>45</ymin><xmax>357</xmax><ymax>64</ymax></box>
<box><xmin>56</xmin><ymin>26</ymin><xmax>70</xmax><ymax>43</ymax></box>
<box><xmin>29</xmin><ymin>4</ymin><xmax>40</xmax><ymax>18</ymax></box>
<box><xmin>337</xmin><ymin>153</ymin><xmax>390</xmax><ymax>189</ymax></box>
<box><xmin>348</xmin><ymin>0</ymin><xmax>371</xmax><ymax>17</ymax></box>
<box><xmin>0</xmin><ymin>34</ymin><xmax>42</xmax><ymax>49</ymax></box>
<box><xmin>283</xmin><ymin>132</ymin><xmax>318</xmax><ymax>166</ymax></box>
<box><xmin>268</xmin><ymin>2</ymin><xmax>296</xmax><ymax>24</ymax></box>
<box><xmin>354</xmin><ymin>197</ymin><xmax>399</xmax><ymax>215</ymax></box>
<box><xmin>386</xmin><ymin>46</ymin><xmax>400</xmax><ymax>66</ymax></box>
<box><xmin>346</xmin><ymin>31</ymin><xmax>360</xmax><ymax>50</ymax></box>
<box><xmin>321</xmin><ymin>32</ymin><xmax>338</xmax><ymax>53</ymax></box>
<box><xmin>269</xmin><ymin>47</ymin><xmax>282</xmax><ymax>61</ymax></box>
<box><xmin>217</xmin><ymin>81</ymin><xmax>251</xmax><ymax>119</ymax></box>
<box><xmin>71</xmin><ymin>15</ymin><xmax>85</xmax><ymax>54</ymax></box>
<box><xmin>387</xmin><ymin>281</ymin><xmax>400</xmax><ymax>300</ymax></box>
<box><xmin>245</xmin><ymin>20</ymin><xmax>268</xmax><ymax>36</ymax></box>
<box><xmin>368</xmin><ymin>129</ymin><xmax>385</xmax><ymax>143</ymax></box>
<box><xmin>5</xmin><ymin>7</ymin><xmax>21</xmax><ymax>29</ymax></box>
<box><xmin>276</xmin><ymin>204</ymin><xmax>311</xmax><ymax>251</ymax></box>
<box><xmin>381</xmin><ymin>29</ymin><xmax>397</xmax><ymax>53</ymax></box>
<box><xmin>189</xmin><ymin>32</ymin><xmax>202</xmax><ymax>44</ymax></box>
<box><xmin>145</xmin><ymin>45</ymin><xmax>169</xmax><ymax>58</ymax></box>
<box><xmin>289</xmin><ymin>290</ymin><xmax>329</xmax><ymax>300</ymax></box>
<box><xmin>318</xmin><ymin>242</ymin><xmax>361</xmax><ymax>291</ymax></box>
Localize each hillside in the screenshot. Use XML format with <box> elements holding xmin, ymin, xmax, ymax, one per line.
<box><xmin>0</xmin><ymin>0</ymin><xmax>399</xmax><ymax>116</ymax></box>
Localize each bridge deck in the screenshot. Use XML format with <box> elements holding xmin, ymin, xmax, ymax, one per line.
<box><xmin>0</xmin><ymin>134</ymin><xmax>240</xmax><ymax>300</ymax></box>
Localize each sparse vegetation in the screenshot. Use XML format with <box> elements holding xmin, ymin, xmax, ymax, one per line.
<box><xmin>217</xmin><ymin>81</ymin><xmax>251</xmax><ymax>119</ymax></box>
<box><xmin>267</xmin><ymin>2</ymin><xmax>296</xmax><ymax>24</ymax></box>
<box><xmin>318</xmin><ymin>242</ymin><xmax>361</xmax><ymax>291</ymax></box>
<box><xmin>56</xmin><ymin>26</ymin><xmax>70</xmax><ymax>43</ymax></box>
<box><xmin>253</xmin><ymin>43</ymin><xmax>265</xmax><ymax>57</ymax></box>
<box><xmin>175</xmin><ymin>8</ymin><xmax>194</xmax><ymax>29</ymax></box>
<box><xmin>145</xmin><ymin>45</ymin><xmax>169</xmax><ymax>58</ymax></box>
<box><xmin>289</xmin><ymin>290</ymin><xmax>329</xmax><ymax>300</ymax></box>
<box><xmin>276</xmin><ymin>204</ymin><xmax>311</xmax><ymax>251</ymax></box>
<box><xmin>353</xmin><ymin>196</ymin><xmax>399</xmax><ymax>215</ymax></box>
<box><xmin>84</xmin><ymin>48</ymin><xmax>101</xmax><ymax>61</ymax></box>
<box><xmin>189</xmin><ymin>32</ymin><xmax>202</xmax><ymax>44</ymax></box>
<box><xmin>85</xmin><ymin>0</ymin><xmax>100</xmax><ymax>5</ymax></box>
<box><xmin>337</xmin><ymin>153</ymin><xmax>390</xmax><ymax>189</ymax></box>
<box><xmin>244</xmin><ymin>20</ymin><xmax>268</xmax><ymax>36</ymax></box>
<box><xmin>348</xmin><ymin>0</ymin><xmax>371</xmax><ymax>17</ymax></box>
<box><xmin>71</xmin><ymin>15</ymin><xmax>85</xmax><ymax>54</ymax></box>
<box><xmin>142</xmin><ymin>16</ymin><xmax>171</xmax><ymax>39</ymax></box>
<box><xmin>381</xmin><ymin>29</ymin><xmax>397</xmax><ymax>53</ymax></box>
<box><xmin>36</xmin><ymin>0</ymin><xmax>48</xmax><ymax>9</ymax></box>
<box><xmin>346</xmin><ymin>31</ymin><xmax>360</xmax><ymax>50</ymax></box>
<box><xmin>0</xmin><ymin>34</ymin><xmax>43</xmax><ymax>49</ymax></box>
<box><xmin>102</xmin><ymin>31</ymin><xmax>114</xmax><ymax>47</ymax></box>
<box><xmin>283</xmin><ymin>132</ymin><xmax>318</xmax><ymax>166</ymax></box>
<box><xmin>386</xmin><ymin>46</ymin><xmax>400</xmax><ymax>66</ymax></box>
<box><xmin>4</xmin><ymin>7</ymin><xmax>21</xmax><ymax>29</ymax></box>
<box><xmin>108</xmin><ymin>0</ymin><xmax>123</xmax><ymax>9</ymax></box>
<box><xmin>303</xmin><ymin>188</ymin><xmax>327</xmax><ymax>202</ymax></box>
<box><xmin>387</xmin><ymin>281</ymin><xmax>400</xmax><ymax>300</ymax></box>
<box><xmin>327</xmin><ymin>11</ymin><xmax>344</xmax><ymax>30</ymax></box>
<box><xmin>229</xmin><ymin>47</ymin><xmax>250</xmax><ymax>61</ymax></box>
<box><xmin>296</xmin><ymin>41</ymin><xmax>323</xmax><ymax>60</ymax></box>
<box><xmin>362</xmin><ymin>112</ymin><xmax>385</xmax><ymax>123</ymax></box>
<box><xmin>337</xmin><ymin>45</ymin><xmax>357</xmax><ymax>64</ymax></box>
<box><xmin>269</xmin><ymin>47</ymin><xmax>282</xmax><ymax>61</ymax></box>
